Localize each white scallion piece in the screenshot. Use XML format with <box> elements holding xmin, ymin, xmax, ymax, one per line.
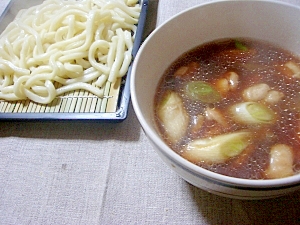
<box><xmin>182</xmin><ymin>131</ymin><xmax>252</xmax><ymax>163</ymax></box>
<box><xmin>229</xmin><ymin>102</ymin><xmax>276</xmax><ymax>125</ymax></box>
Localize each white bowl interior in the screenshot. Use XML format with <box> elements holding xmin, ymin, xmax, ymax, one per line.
<box><xmin>131</xmin><ymin>0</ymin><xmax>300</xmax><ymax>192</ymax></box>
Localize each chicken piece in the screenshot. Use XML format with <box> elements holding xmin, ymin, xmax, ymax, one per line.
<box><xmin>265</xmin><ymin>144</ymin><xmax>294</xmax><ymax>179</ymax></box>
<box><xmin>243</xmin><ymin>83</ymin><xmax>270</xmax><ymax>101</ymax></box>
<box><xmin>227</xmin><ymin>71</ymin><xmax>239</xmax><ymax>89</ymax></box>
<box><xmin>205</xmin><ymin>107</ymin><xmax>227</xmax><ymax>127</ymax></box>
<box><xmin>191</xmin><ymin>114</ymin><xmax>205</xmax><ymax>136</ymax></box>
<box><xmin>215</xmin><ymin>71</ymin><xmax>239</xmax><ymax>96</ymax></box>
<box><xmin>174</xmin><ymin>62</ymin><xmax>199</xmax><ymax>78</ymax></box>
<box><xmin>264</xmin><ymin>90</ymin><xmax>284</xmax><ymax>104</ymax></box>
<box><xmin>215</xmin><ymin>78</ymin><xmax>229</xmax><ymax>95</ymax></box>
<box><xmin>284</xmin><ymin>61</ymin><xmax>300</xmax><ymax>78</ymax></box>
<box><xmin>174</xmin><ymin>66</ymin><xmax>188</xmax><ymax>77</ymax></box>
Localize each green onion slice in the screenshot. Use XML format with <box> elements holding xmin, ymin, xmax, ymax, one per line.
<box><xmin>235</xmin><ymin>40</ymin><xmax>248</xmax><ymax>51</ymax></box>
<box><xmin>230</xmin><ymin>102</ymin><xmax>276</xmax><ymax>124</ymax></box>
<box><xmin>185</xmin><ymin>81</ymin><xmax>221</xmax><ymax>103</ymax></box>
<box><xmin>183</xmin><ymin>131</ymin><xmax>252</xmax><ymax>163</ymax></box>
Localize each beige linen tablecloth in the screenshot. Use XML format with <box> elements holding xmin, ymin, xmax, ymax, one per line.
<box><xmin>1</xmin><ymin>0</ymin><xmax>300</xmax><ymax>224</ymax></box>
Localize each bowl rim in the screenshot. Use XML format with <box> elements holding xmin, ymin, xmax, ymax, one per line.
<box><xmin>131</xmin><ymin>0</ymin><xmax>300</xmax><ymax>189</ymax></box>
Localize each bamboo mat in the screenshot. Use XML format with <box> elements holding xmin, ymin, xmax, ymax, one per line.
<box><xmin>0</xmin><ymin>78</ymin><xmax>122</xmax><ymax>114</ymax></box>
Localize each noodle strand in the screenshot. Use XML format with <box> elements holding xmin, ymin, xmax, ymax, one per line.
<box><xmin>0</xmin><ymin>0</ymin><xmax>140</xmax><ymax>104</ymax></box>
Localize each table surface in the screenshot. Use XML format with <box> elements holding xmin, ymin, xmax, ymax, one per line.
<box><xmin>1</xmin><ymin>0</ymin><xmax>300</xmax><ymax>224</ymax></box>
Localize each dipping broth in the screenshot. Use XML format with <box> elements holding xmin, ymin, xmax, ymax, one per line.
<box><xmin>154</xmin><ymin>38</ymin><xmax>300</xmax><ymax>179</ymax></box>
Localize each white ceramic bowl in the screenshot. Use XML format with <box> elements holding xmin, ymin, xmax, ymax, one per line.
<box><xmin>130</xmin><ymin>0</ymin><xmax>300</xmax><ymax>199</ymax></box>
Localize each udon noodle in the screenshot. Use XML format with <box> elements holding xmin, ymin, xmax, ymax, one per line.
<box><xmin>0</xmin><ymin>0</ymin><xmax>141</xmax><ymax>104</ymax></box>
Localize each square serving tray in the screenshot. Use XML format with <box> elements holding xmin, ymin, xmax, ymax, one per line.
<box><xmin>0</xmin><ymin>0</ymin><xmax>148</xmax><ymax>122</ymax></box>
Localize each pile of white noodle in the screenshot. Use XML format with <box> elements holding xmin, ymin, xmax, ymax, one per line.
<box><xmin>0</xmin><ymin>0</ymin><xmax>141</xmax><ymax>104</ymax></box>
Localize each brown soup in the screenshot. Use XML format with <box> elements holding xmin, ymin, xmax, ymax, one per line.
<box><xmin>154</xmin><ymin>38</ymin><xmax>300</xmax><ymax>179</ymax></box>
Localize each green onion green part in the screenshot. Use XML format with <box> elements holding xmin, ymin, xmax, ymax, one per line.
<box><xmin>235</xmin><ymin>40</ymin><xmax>248</xmax><ymax>51</ymax></box>
<box><xmin>185</xmin><ymin>81</ymin><xmax>221</xmax><ymax>103</ymax></box>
